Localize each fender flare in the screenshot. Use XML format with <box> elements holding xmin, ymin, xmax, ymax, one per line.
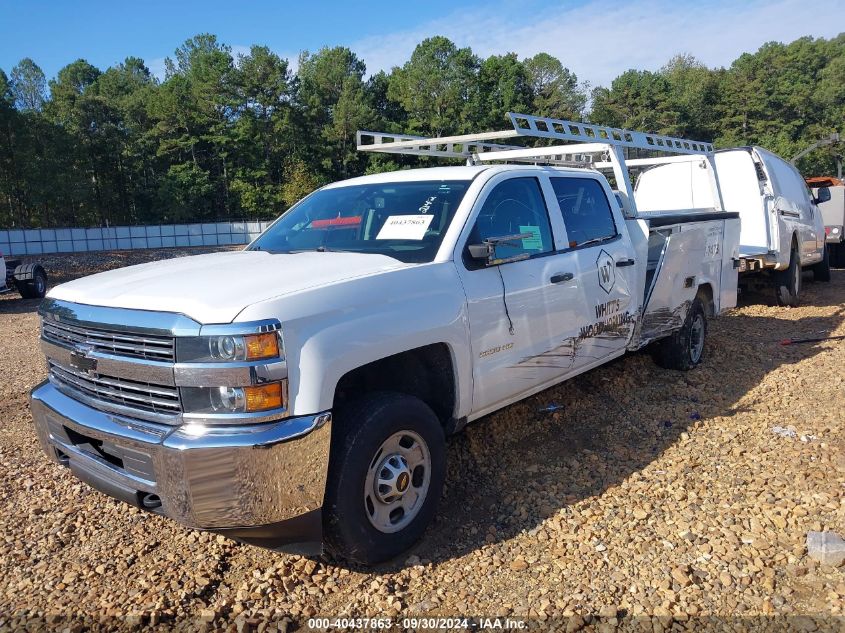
<box><xmin>13</xmin><ymin>263</ymin><xmax>45</xmax><ymax>282</ymax></box>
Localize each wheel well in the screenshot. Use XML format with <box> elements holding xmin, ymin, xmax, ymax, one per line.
<box><xmin>696</xmin><ymin>283</ymin><xmax>715</xmax><ymax>317</ymax></box>
<box><xmin>333</xmin><ymin>343</ymin><xmax>456</xmax><ymax>428</ymax></box>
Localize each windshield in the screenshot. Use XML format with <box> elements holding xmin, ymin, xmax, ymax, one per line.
<box><xmin>249</xmin><ymin>180</ymin><xmax>470</xmax><ymax>263</ymax></box>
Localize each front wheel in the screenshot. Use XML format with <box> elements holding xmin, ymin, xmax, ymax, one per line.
<box><xmin>812</xmin><ymin>245</ymin><xmax>831</xmax><ymax>282</ymax></box>
<box><xmin>651</xmin><ymin>298</ymin><xmax>707</xmax><ymax>371</ymax></box>
<box><xmin>831</xmin><ymin>243</ymin><xmax>845</xmax><ymax>268</ymax></box>
<box><xmin>323</xmin><ymin>392</ymin><xmax>445</xmax><ymax>565</ymax></box>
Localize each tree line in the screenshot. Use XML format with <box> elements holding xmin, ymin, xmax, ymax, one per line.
<box><xmin>1</xmin><ymin>33</ymin><xmax>843</xmax><ymax>228</ymax></box>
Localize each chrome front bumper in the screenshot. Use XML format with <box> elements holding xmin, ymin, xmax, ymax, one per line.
<box><xmin>30</xmin><ymin>381</ymin><xmax>331</xmax><ymax>551</ymax></box>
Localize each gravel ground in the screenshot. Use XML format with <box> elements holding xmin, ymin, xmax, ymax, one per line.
<box><xmin>0</xmin><ymin>249</ymin><xmax>843</xmax><ymax>631</ymax></box>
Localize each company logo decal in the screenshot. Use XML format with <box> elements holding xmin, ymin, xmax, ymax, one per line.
<box><xmin>597</xmin><ymin>249</ymin><xmax>615</xmax><ymax>294</ymax></box>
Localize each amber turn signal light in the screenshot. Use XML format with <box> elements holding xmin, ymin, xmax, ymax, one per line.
<box><xmin>244</xmin><ymin>382</ymin><xmax>285</xmax><ymax>412</ymax></box>
<box><xmin>245</xmin><ymin>332</ymin><xmax>280</xmax><ymax>360</ymax></box>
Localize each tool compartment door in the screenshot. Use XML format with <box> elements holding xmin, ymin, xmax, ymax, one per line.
<box><xmin>720</xmin><ymin>217</ymin><xmax>740</xmax><ymax>310</ymax></box>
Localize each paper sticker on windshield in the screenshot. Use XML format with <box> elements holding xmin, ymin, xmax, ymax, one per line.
<box><xmin>519</xmin><ymin>225</ymin><xmax>543</xmax><ymax>250</ymax></box>
<box><xmin>377</xmin><ymin>215</ymin><xmax>435</xmax><ymax>240</ymax></box>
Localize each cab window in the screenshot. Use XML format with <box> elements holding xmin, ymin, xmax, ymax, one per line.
<box><xmin>550</xmin><ymin>177</ymin><xmax>618</xmax><ymax>247</ymax></box>
<box><xmin>466</xmin><ymin>177</ymin><xmax>553</xmax><ymax>263</ymax></box>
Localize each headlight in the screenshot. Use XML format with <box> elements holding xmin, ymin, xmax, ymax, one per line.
<box><xmin>176</xmin><ymin>332</ymin><xmax>281</xmax><ymax>363</ymax></box>
<box><xmin>181</xmin><ymin>382</ymin><xmax>286</xmax><ymax>414</ymax></box>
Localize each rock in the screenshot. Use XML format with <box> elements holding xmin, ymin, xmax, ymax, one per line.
<box><xmin>671</xmin><ymin>567</ymin><xmax>691</xmax><ymax>587</ymax></box>
<box><xmin>509</xmin><ymin>559</ymin><xmax>529</xmax><ymax>571</ymax></box>
<box><xmin>791</xmin><ymin>616</ymin><xmax>819</xmax><ymax>632</ymax></box>
<box><xmin>806</xmin><ymin>531</ymin><xmax>845</xmax><ymax>567</ymax></box>
<box><xmin>771</xmin><ymin>426</ymin><xmax>797</xmax><ymax>439</ymax></box>
<box><xmin>632</xmin><ymin>508</ymin><xmax>649</xmax><ymax>520</ymax></box>
<box><xmin>719</xmin><ymin>572</ymin><xmax>733</xmax><ymax>587</ymax></box>
<box><xmin>199</xmin><ymin>608</ymin><xmax>216</xmax><ymax>623</ymax></box>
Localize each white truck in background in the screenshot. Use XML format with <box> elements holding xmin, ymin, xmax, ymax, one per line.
<box><xmin>30</xmin><ymin>114</ymin><xmax>739</xmax><ymax>564</ymax></box>
<box><xmin>636</xmin><ymin>146</ymin><xmax>829</xmax><ymax>306</ymax></box>
<box><xmin>0</xmin><ymin>251</ymin><xmax>47</xmax><ymax>299</ymax></box>
<box><xmin>807</xmin><ymin>176</ymin><xmax>845</xmax><ymax>267</ymax></box>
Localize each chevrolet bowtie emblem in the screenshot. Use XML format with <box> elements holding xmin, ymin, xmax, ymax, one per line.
<box><xmin>69</xmin><ymin>344</ymin><xmax>97</xmax><ymax>375</ymax></box>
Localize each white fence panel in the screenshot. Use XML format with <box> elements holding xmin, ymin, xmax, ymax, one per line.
<box><xmin>0</xmin><ymin>220</ymin><xmax>274</xmax><ymax>256</ymax></box>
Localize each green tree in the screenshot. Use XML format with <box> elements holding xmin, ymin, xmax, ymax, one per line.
<box><xmin>154</xmin><ymin>35</ymin><xmax>237</xmax><ymax>218</ymax></box>
<box><xmin>470</xmin><ymin>53</ymin><xmax>532</xmax><ymax>130</ymax></box>
<box><xmin>298</xmin><ymin>46</ymin><xmax>374</xmax><ymax>179</ymax></box>
<box><xmin>590</xmin><ymin>69</ymin><xmax>677</xmax><ymax>133</ymax></box>
<box><xmin>388</xmin><ymin>36</ymin><xmax>479</xmax><ymax>136</ymax></box>
<box><xmin>523</xmin><ymin>53</ymin><xmax>586</xmax><ymax>120</ymax></box>
<box><xmin>660</xmin><ymin>54</ymin><xmax>720</xmax><ymax>140</ymax></box>
<box><xmin>10</xmin><ymin>58</ymin><xmax>47</xmax><ymax>112</ymax></box>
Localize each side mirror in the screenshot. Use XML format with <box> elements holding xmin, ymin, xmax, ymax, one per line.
<box><xmin>467</xmin><ymin>233</ymin><xmax>535</xmax><ymax>266</ymax></box>
<box><xmin>814</xmin><ymin>187</ymin><xmax>831</xmax><ymax>204</ymax></box>
<box><xmin>468</xmin><ymin>243</ymin><xmax>492</xmax><ymax>261</ymax></box>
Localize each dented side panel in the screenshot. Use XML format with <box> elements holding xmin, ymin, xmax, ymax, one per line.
<box><xmin>633</xmin><ymin>219</ymin><xmax>728</xmax><ymax>348</ymax></box>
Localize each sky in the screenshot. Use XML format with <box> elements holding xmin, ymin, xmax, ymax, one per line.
<box><xmin>1</xmin><ymin>0</ymin><xmax>844</xmax><ymax>89</ymax></box>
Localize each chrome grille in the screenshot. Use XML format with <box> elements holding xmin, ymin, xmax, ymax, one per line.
<box><xmin>42</xmin><ymin>319</ymin><xmax>175</xmax><ymax>362</ymax></box>
<box><xmin>48</xmin><ymin>361</ymin><xmax>181</xmax><ymax>416</ymax></box>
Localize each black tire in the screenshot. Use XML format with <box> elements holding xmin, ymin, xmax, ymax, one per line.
<box><xmin>14</xmin><ymin>265</ymin><xmax>47</xmax><ymax>299</ymax></box>
<box><xmin>651</xmin><ymin>297</ymin><xmax>707</xmax><ymax>371</ymax></box>
<box><xmin>830</xmin><ymin>243</ymin><xmax>845</xmax><ymax>268</ymax></box>
<box><xmin>323</xmin><ymin>392</ymin><xmax>445</xmax><ymax>565</ymax></box>
<box><xmin>812</xmin><ymin>245</ymin><xmax>831</xmax><ymax>282</ymax></box>
<box><xmin>774</xmin><ymin>245</ymin><xmax>801</xmax><ymax>307</ymax></box>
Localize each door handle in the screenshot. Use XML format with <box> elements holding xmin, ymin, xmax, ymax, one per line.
<box><xmin>616</xmin><ymin>258</ymin><xmax>635</xmax><ymax>267</ymax></box>
<box><xmin>550</xmin><ymin>272</ymin><xmax>574</xmax><ymax>284</ymax></box>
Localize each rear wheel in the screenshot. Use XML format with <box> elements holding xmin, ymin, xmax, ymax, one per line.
<box><xmin>323</xmin><ymin>392</ymin><xmax>445</xmax><ymax>565</ymax></box>
<box><xmin>14</xmin><ymin>265</ymin><xmax>47</xmax><ymax>299</ymax></box>
<box><xmin>812</xmin><ymin>245</ymin><xmax>831</xmax><ymax>282</ymax></box>
<box><xmin>651</xmin><ymin>298</ymin><xmax>707</xmax><ymax>371</ymax></box>
<box><xmin>774</xmin><ymin>246</ymin><xmax>801</xmax><ymax>307</ymax></box>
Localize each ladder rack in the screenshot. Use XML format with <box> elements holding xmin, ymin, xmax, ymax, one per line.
<box><xmin>506</xmin><ymin>113</ymin><xmax>714</xmax><ymax>154</ymax></box>
<box><xmin>356</xmin><ymin>112</ymin><xmax>714</xmax><ymax>162</ymax></box>
<box><xmin>356</xmin><ymin>131</ymin><xmax>523</xmax><ymax>160</ymax></box>
<box><xmin>356</xmin><ymin>113</ymin><xmax>723</xmax><ymax>217</ymax></box>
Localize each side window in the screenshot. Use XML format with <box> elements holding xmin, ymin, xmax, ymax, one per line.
<box><xmin>467</xmin><ymin>177</ymin><xmax>554</xmax><ymax>262</ymax></box>
<box><xmin>550</xmin><ymin>177</ymin><xmax>618</xmax><ymax>247</ymax></box>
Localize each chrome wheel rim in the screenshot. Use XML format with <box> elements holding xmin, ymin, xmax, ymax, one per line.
<box><xmin>364</xmin><ymin>430</ymin><xmax>431</xmax><ymax>533</ymax></box>
<box><xmin>689</xmin><ymin>314</ymin><xmax>705</xmax><ymax>363</ymax></box>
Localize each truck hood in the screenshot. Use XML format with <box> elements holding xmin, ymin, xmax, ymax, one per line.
<box><xmin>48</xmin><ymin>250</ymin><xmax>410</xmax><ymax>323</ymax></box>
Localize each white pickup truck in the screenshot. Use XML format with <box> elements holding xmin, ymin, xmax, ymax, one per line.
<box><xmin>636</xmin><ymin>146</ymin><xmax>829</xmax><ymax>306</ymax></box>
<box><xmin>30</xmin><ymin>115</ymin><xmax>740</xmax><ymax>564</ymax></box>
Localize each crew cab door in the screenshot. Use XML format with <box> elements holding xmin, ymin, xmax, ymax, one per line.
<box><xmin>456</xmin><ymin>174</ymin><xmax>582</xmax><ymax>417</ymax></box>
<box><xmin>547</xmin><ymin>176</ymin><xmax>635</xmax><ymax>368</ymax></box>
